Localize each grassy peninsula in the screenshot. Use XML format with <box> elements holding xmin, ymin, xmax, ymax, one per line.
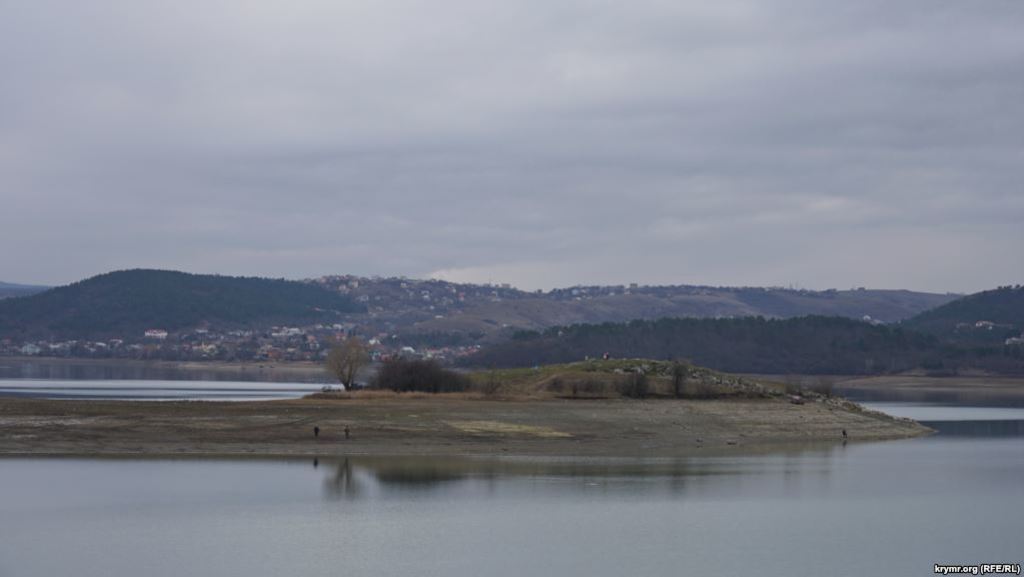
<box><xmin>0</xmin><ymin>360</ymin><xmax>930</xmax><ymax>457</ymax></box>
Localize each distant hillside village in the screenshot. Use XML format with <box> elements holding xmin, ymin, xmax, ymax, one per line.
<box><xmin>2</xmin><ymin>311</ymin><xmax>1020</xmax><ymax>369</ymax></box>
<box><xmin>1</xmin><ymin>323</ymin><xmax>482</xmax><ymax>363</ymax></box>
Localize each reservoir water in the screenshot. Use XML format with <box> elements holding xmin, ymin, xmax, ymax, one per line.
<box><xmin>0</xmin><ymin>359</ymin><xmax>326</xmax><ymax>400</ymax></box>
<box><xmin>0</xmin><ymin>379</ymin><xmax>322</xmax><ymax>400</ymax></box>
<box><xmin>1</xmin><ymin>386</ymin><xmax>1022</xmax><ymax>576</ymax></box>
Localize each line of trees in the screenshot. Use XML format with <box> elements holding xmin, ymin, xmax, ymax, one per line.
<box><xmin>463</xmin><ymin>315</ymin><xmax>1024</xmax><ymax>375</ymax></box>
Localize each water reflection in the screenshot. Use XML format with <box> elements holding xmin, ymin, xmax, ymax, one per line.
<box><xmin>921</xmin><ymin>419</ymin><xmax>1024</xmax><ymax>437</ymax></box>
<box><xmin>0</xmin><ymin>359</ymin><xmax>325</xmax><ymax>383</ymax></box>
<box><xmin>319</xmin><ymin>449</ymin><xmax>844</xmax><ymax>499</ymax></box>
<box><xmin>836</xmin><ymin>385</ymin><xmax>1024</xmax><ymax>408</ymax></box>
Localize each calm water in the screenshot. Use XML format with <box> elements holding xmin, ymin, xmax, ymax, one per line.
<box><xmin>1</xmin><ymin>397</ymin><xmax>1022</xmax><ymax>575</ymax></box>
<box><xmin>0</xmin><ymin>359</ymin><xmax>327</xmax><ymax>400</ymax></box>
<box><xmin>0</xmin><ymin>379</ymin><xmax>322</xmax><ymax>401</ymax></box>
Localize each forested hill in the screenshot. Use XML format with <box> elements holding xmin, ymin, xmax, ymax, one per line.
<box><xmin>0</xmin><ymin>269</ymin><xmax>362</xmax><ymax>339</ymax></box>
<box><xmin>463</xmin><ymin>316</ymin><xmax>1024</xmax><ymax>375</ymax></box>
<box><xmin>902</xmin><ymin>285</ymin><xmax>1024</xmax><ymax>343</ymax></box>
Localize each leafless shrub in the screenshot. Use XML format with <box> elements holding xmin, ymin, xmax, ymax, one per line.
<box><xmin>372</xmin><ymin>359</ymin><xmax>471</xmax><ymax>393</ymax></box>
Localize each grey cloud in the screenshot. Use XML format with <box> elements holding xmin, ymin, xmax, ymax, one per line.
<box><xmin>1</xmin><ymin>0</ymin><xmax>1022</xmax><ymax>292</ymax></box>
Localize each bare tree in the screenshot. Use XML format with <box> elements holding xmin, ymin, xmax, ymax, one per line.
<box><xmin>671</xmin><ymin>361</ymin><xmax>690</xmax><ymax>398</ymax></box>
<box><xmin>325</xmin><ymin>337</ymin><xmax>370</xmax><ymax>389</ymax></box>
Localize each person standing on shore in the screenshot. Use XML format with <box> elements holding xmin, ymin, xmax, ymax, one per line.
<box><xmin>314</xmin><ymin>426</ymin><xmax>320</xmax><ymax>438</ymax></box>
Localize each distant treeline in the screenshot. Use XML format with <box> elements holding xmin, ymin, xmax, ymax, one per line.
<box><xmin>463</xmin><ymin>316</ymin><xmax>1024</xmax><ymax>375</ymax></box>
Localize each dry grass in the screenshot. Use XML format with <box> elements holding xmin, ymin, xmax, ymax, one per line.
<box><xmin>444</xmin><ymin>420</ymin><xmax>572</xmax><ymax>438</ymax></box>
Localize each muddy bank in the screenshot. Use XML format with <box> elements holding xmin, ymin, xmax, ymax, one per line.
<box><xmin>0</xmin><ymin>394</ymin><xmax>930</xmax><ymax>458</ymax></box>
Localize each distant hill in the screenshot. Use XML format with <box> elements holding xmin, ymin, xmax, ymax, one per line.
<box><xmin>413</xmin><ymin>288</ymin><xmax>957</xmax><ymax>338</ymax></box>
<box><xmin>0</xmin><ymin>282</ymin><xmax>49</xmax><ymax>300</ymax></box>
<box><xmin>0</xmin><ymin>268</ymin><xmax>970</xmax><ymax>358</ymax></box>
<box><xmin>0</xmin><ymin>269</ymin><xmax>362</xmax><ymax>340</ymax></box>
<box><xmin>463</xmin><ymin>315</ymin><xmax>1024</xmax><ymax>375</ymax></box>
<box><xmin>903</xmin><ymin>285</ymin><xmax>1024</xmax><ymax>343</ymax></box>
<box><xmin>308</xmin><ymin>275</ymin><xmax>959</xmax><ymax>343</ymax></box>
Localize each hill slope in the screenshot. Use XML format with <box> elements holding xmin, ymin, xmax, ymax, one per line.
<box><xmin>413</xmin><ymin>288</ymin><xmax>956</xmax><ymax>338</ymax></box>
<box><xmin>308</xmin><ymin>275</ymin><xmax>958</xmax><ymax>342</ymax></box>
<box><xmin>903</xmin><ymin>285</ymin><xmax>1024</xmax><ymax>343</ymax></box>
<box><xmin>0</xmin><ymin>269</ymin><xmax>362</xmax><ymax>339</ymax></box>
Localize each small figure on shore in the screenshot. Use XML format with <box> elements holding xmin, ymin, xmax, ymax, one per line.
<box><xmin>314</xmin><ymin>426</ymin><xmax>320</xmax><ymax>438</ymax></box>
<box><xmin>313</xmin><ymin>458</ymin><xmax>319</xmax><ymax>468</ymax></box>
<box><xmin>842</xmin><ymin>428</ymin><xmax>847</xmax><ymax>439</ymax></box>
<box><xmin>344</xmin><ymin>425</ymin><xmax>350</xmax><ymax>440</ymax></box>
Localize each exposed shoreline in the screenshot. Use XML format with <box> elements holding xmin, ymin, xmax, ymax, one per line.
<box><xmin>0</xmin><ymin>394</ymin><xmax>930</xmax><ymax>459</ymax></box>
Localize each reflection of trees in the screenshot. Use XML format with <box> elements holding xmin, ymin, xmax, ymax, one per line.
<box><xmin>373</xmin><ymin>468</ymin><xmax>470</xmax><ymax>486</ymax></box>
<box><xmin>323</xmin><ymin>457</ymin><xmax>476</xmax><ymax>499</ymax></box>
<box><xmin>319</xmin><ymin>447</ymin><xmax>850</xmax><ymax>500</ymax></box>
<box><xmin>324</xmin><ymin>458</ymin><xmax>363</xmax><ymax>499</ymax></box>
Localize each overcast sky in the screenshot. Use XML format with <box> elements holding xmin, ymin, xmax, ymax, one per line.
<box><xmin>2</xmin><ymin>0</ymin><xmax>1021</xmax><ymax>292</ymax></box>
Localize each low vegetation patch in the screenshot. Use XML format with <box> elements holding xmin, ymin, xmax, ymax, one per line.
<box><xmin>373</xmin><ymin>358</ymin><xmax>472</xmax><ymax>393</ymax></box>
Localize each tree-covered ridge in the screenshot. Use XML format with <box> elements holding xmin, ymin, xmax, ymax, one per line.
<box><xmin>903</xmin><ymin>285</ymin><xmax>1024</xmax><ymax>341</ymax></box>
<box><xmin>0</xmin><ymin>269</ymin><xmax>362</xmax><ymax>339</ymax></box>
<box><xmin>464</xmin><ymin>315</ymin><xmax>1024</xmax><ymax>375</ymax></box>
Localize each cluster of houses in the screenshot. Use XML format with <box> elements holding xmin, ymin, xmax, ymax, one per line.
<box><xmin>950</xmin><ymin>320</ymin><xmax>1022</xmax><ymax>346</ymax></box>
<box><xmin>311</xmin><ymin>275</ymin><xmax>529</xmax><ymax>314</ymax></box>
<box><xmin>0</xmin><ymin>323</ymin><xmax>482</xmax><ymax>364</ymax></box>
<box><xmin>955</xmin><ymin>320</ymin><xmax>1019</xmax><ymax>334</ymax></box>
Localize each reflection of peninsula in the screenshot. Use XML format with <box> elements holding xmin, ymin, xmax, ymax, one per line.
<box><xmin>321</xmin><ymin>451</ymin><xmax>846</xmax><ymax>499</ymax></box>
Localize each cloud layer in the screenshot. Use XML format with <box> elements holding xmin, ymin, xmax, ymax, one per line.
<box><xmin>2</xmin><ymin>0</ymin><xmax>1022</xmax><ymax>291</ymax></box>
